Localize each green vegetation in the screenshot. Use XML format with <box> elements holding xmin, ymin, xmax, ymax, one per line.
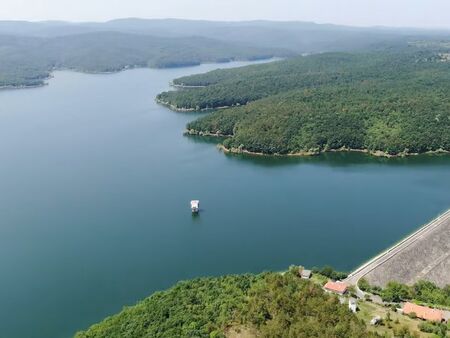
<box><xmin>418</xmin><ymin>321</ymin><xmax>449</xmax><ymax>337</ymax></box>
<box><xmin>381</xmin><ymin>282</ymin><xmax>413</xmax><ymax>303</ymax></box>
<box><xmin>312</xmin><ymin>265</ymin><xmax>348</xmax><ymax>280</ymax></box>
<box><xmin>75</xmin><ymin>274</ymin><xmax>259</xmax><ymax>338</ymax></box>
<box><xmin>76</xmin><ymin>267</ymin><xmax>447</xmax><ymax>338</ymax></box>
<box><xmin>412</xmin><ymin>281</ymin><xmax>450</xmax><ymax>307</ymax></box>
<box><xmin>357</xmin><ymin>280</ymin><xmax>450</xmax><ymax>336</ymax></box>
<box><xmin>1</xmin><ymin>19</ymin><xmax>448</xmax><ymax>89</ymax></box>
<box><xmin>357</xmin><ymin>301</ymin><xmax>432</xmax><ymax>338</ymax></box>
<box><xmin>381</xmin><ymin>280</ymin><xmax>450</xmax><ymax>307</ymax></box>
<box><xmin>0</xmin><ymin>32</ymin><xmax>284</xmax><ymax>88</ymax></box>
<box><xmin>75</xmin><ymin>269</ymin><xmax>380</xmax><ymax>338</ymax></box>
<box><xmin>359</xmin><ymin>278</ymin><xmax>372</xmax><ymax>292</ymax></box>
<box><xmin>158</xmin><ymin>47</ymin><xmax>450</xmax><ymax>157</ymax></box>
<box><xmin>359</xmin><ymin>278</ymin><xmax>450</xmax><ymax>308</ymax></box>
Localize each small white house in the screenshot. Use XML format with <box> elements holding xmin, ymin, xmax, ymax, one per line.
<box><xmin>300</xmin><ymin>269</ymin><xmax>312</xmax><ymax>279</ymax></box>
<box><xmin>190</xmin><ymin>200</ymin><xmax>199</xmax><ymax>213</ymax></box>
<box><xmin>349</xmin><ymin>298</ymin><xmax>357</xmax><ymax>313</ymax></box>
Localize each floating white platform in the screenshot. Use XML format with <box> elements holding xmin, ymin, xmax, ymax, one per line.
<box><xmin>190</xmin><ymin>200</ymin><xmax>199</xmax><ymax>213</ymax></box>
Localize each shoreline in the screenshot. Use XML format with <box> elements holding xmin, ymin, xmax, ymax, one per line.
<box><xmin>219</xmin><ymin>144</ymin><xmax>450</xmax><ymax>158</ymax></box>
<box><xmin>1</xmin><ymin>65</ymin><xmax>198</xmax><ymax>92</ymax></box>
<box><xmin>156</xmin><ymin>99</ymin><xmax>237</xmax><ymax>112</ymax></box>
<box><xmin>186</xmin><ymin>129</ymin><xmax>450</xmax><ymax>158</ymax></box>
<box><xmin>156</xmin><ymin>98</ymin><xmax>197</xmax><ymax>112</ymax></box>
<box><xmin>0</xmin><ymin>83</ymin><xmax>47</xmax><ymax>90</ymax></box>
<box><xmin>170</xmin><ymin>83</ymin><xmax>207</xmax><ymax>89</ymax></box>
<box><xmin>185</xmin><ymin>129</ymin><xmax>231</xmax><ymax>138</ymax></box>
<box><xmin>0</xmin><ymin>73</ymin><xmax>53</xmax><ymax>91</ymax></box>
<box><xmin>1</xmin><ymin>57</ymin><xmax>278</xmax><ymax>92</ymax></box>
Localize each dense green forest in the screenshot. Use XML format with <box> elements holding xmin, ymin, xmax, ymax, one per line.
<box><xmin>158</xmin><ymin>47</ymin><xmax>450</xmax><ymax>156</ymax></box>
<box><xmin>76</xmin><ymin>267</ymin><xmax>450</xmax><ymax>337</ymax></box>
<box><xmin>75</xmin><ymin>270</ymin><xmax>379</xmax><ymax>338</ymax></box>
<box><xmin>0</xmin><ymin>32</ymin><xmax>285</xmax><ymax>88</ymax></box>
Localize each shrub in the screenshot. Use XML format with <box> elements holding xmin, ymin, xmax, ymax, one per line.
<box><xmin>358</xmin><ymin>278</ymin><xmax>371</xmax><ymax>292</ymax></box>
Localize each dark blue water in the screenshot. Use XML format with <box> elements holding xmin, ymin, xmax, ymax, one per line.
<box><xmin>0</xmin><ymin>62</ymin><xmax>448</xmax><ymax>338</ymax></box>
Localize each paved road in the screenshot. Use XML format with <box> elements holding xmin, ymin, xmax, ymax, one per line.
<box><xmin>345</xmin><ymin>209</ymin><xmax>450</xmax><ymax>286</ymax></box>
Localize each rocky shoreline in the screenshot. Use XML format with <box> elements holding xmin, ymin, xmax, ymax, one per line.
<box><xmin>220</xmin><ymin>144</ymin><xmax>450</xmax><ymax>158</ymax></box>
<box><xmin>170</xmin><ymin>82</ymin><xmax>206</xmax><ymax>89</ymax></box>
<box><xmin>184</xmin><ymin>129</ymin><xmax>449</xmax><ymax>158</ymax></box>
<box><xmin>218</xmin><ymin>144</ymin><xmax>450</xmax><ymax>158</ymax></box>
<box><xmin>156</xmin><ymin>99</ymin><xmax>238</xmax><ymax>112</ymax></box>
<box><xmin>0</xmin><ymin>83</ymin><xmax>46</xmax><ymax>90</ymax></box>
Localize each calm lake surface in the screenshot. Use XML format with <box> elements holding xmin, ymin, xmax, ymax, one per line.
<box><xmin>0</xmin><ymin>61</ymin><xmax>449</xmax><ymax>338</ymax></box>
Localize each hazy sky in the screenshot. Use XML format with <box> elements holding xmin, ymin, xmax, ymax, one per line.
<box><xmin>1</xmin><ymin>0</ymin><xmax>450</xmax><ymax>29</ymax></box>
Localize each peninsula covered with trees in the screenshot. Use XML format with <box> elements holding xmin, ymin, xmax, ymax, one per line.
<box><xmin>75</xmin><ymin>269</ymin><xmax>375</xmax><ymax>338</ymax></box>
<box><xmin>158</xmin><ymin>45</ymin><xmax>450</xmax><ymax>157</ymax></box>
<box><xmin>76</xmin><ymin>266</ymin><xmax>450</xmax><ymax>337</ymax></box>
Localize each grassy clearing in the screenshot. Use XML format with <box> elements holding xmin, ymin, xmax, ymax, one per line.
<box><xmin>357</xmin><ymin>301</ymin><xmax>433</xmax><ymax>337</ymax></box>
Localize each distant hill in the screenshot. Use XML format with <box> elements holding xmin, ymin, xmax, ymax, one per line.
<box><xmin>1</xmin><ymin>19</ymin><xmax>449</xmax><ymax>52</ymax></box>
<box><xmin>0</xmin><ymin>19</ymin><xmax>448</xmax><ymax>88</ymax></box>
<box><xmin>96</xmin><ymin>19</ymin><xmax>450</xmax><ymax>53</ymax></box>
<box><xmin>0</xmin><ymin>31</ymin><xmax>286</xmax><ymax>88</ymax></box>
<box><xmin>0</xmin><ymin>20</ymin><xmax>95</xmax><ymax>37</ymax></box>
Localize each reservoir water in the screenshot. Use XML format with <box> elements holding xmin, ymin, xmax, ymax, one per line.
<box><xmin>0</xmin><ymin>61</ymin><xmax>449</xmax><ymax>338</ymax></box>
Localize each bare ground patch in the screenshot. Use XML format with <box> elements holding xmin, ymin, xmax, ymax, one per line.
<box><xmin>226</xmin><ymin>325</ymin><xmax>259</xmax><ymax>338</ymax></box>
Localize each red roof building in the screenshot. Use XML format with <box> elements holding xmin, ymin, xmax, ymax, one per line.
<box><xmin>323</xmin><ymin>281</ymin><xmax>348</xmax><ymax>295</ymax></box>
<box><xmin>403</xmin><ymin>302</ymin><xmax>444</xmax><ymax>322</ymax></box>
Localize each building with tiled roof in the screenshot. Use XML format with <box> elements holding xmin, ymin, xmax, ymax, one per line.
<box><xmin>403</xmin><ymin>302</ymin><xmax>444</xmax><ymax>322</ymax></box>
<box><xmin>323</xmin><ymin>281</ymin><xmax>348</xmax><ymax>295</ymax></box>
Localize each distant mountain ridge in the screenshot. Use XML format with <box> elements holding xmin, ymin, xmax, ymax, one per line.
<box><xmin>0</xmin><ymin>30</ymin><xmax>287</xmax><ymax>88</ymax></box>
<box><xmin>0</xmin><ymin>18</ymin><xmax>449</xmax><ymax>88</ymax></box>
<box><xmin>1</xmin><ymin>19</ymin><xmax>449</xmax><ymax>54</ymax></box>
<box><xmin>1</xmin><ymin>18</ymin><xmax>449</xmax><ymax>38</ymax></box>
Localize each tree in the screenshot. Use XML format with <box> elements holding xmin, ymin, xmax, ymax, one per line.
<box><xmin>358</xmin><ymin>278</ymin><xmax>371</xmax><ymax>292</ymax></box>
<box><xmin>381</xmin><ymin>281</ymin><xmax>411</xmax><ymax>303</ymax></box>
<box><xmin>385</xmin><ymin>311</ymin><xmax>391</xmax><ymax>323</ymax></box>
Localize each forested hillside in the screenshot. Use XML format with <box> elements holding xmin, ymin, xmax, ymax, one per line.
<box><xmin>158</xmin><ymin>47</ymin><xmax>450</xmax><ymax>156</ymax></box>
<box><xmin>0</xmin><ymin>32</ymin><xmax>284</xmax><ymax>88</ymax></box>
<box><xmin>1</xmin><ymin>19</ymin><xmax>448</xmax><ymax>53</ymax></box>
<box><xmin>75</xmin><ymin>271</ymin><xmax>378</xmax><ymax>338</ymax></box>
<box><xmin>1</xmin><ymin>19</ymin><xmax>448</xmax><ymax>88</ymax></box>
